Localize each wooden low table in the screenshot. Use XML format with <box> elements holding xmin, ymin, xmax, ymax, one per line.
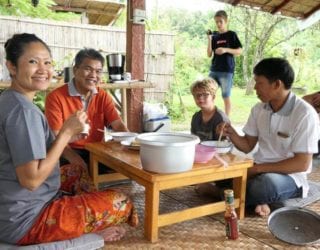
<box><xmin>85</xmin><ymin>141</ymin><xmax>253</xmax><ymax>242</ymax></box>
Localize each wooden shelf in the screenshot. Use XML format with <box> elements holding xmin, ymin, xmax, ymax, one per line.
<box><xmin>0</xmin><ymin>81</ymin><xmax>154</xmax><ymax>90</ymax></box>
<box><xmin>0</xmin><ymin>80</ymin><xmax>154</xmax><ymax>126</ymax></box>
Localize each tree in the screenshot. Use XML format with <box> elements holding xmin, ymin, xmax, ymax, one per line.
<box><xmin>227</xmin><ymin>7</ymin><xmax>319</xmax><ymax>94</ymax></box>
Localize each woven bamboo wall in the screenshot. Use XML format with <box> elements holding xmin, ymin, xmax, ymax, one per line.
<box><xmin>0</xmin><ymin>15</ymin><xmax>174</xmax><ymax>102</ymax></box>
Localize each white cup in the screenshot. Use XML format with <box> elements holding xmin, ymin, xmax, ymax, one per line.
<box><xmin>104</xmin><ymin>127</ymin><xmax>113</xmax><ymax>142</ymax></box>
<box><xmin>123</xmin><ymin>72</ymin><xmax>131</xmax><ymax>81</ymax></box>
<box><xmin>81</xmin><ymin>123</ymin><xmax>90</xmax><ymax>135</ymax></box>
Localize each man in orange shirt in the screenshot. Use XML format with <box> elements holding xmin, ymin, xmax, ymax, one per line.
<box><xmin>45</xmin><ymin>48</ymin><xmax>128</xmax><ymax>170</ymax></box>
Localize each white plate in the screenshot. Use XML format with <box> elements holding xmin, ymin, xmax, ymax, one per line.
<box><xmin>121</xmin><ymin>140</ymin><xmax>140</xmax><ymax>150</ymax></box>
<box><xmin>110</xmin><ymin>132</ymin><xmax>138</xmax><ymax>142</ymax></box>
<box><xmin>200</xmin><ymin>140</ymin><xmax>232</xmax><ymax>154</ymax></box>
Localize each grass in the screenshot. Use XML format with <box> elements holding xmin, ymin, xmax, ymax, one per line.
<box><xmin>169</xmin><ymin>86</ymin><xmax>310</xmax><ymax>131</ymax></box>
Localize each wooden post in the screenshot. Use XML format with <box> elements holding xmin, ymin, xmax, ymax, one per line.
<box><xmin>126</xmin><ymin>0</ymin><xmax>145</xmax><ymax>132</ymax></box>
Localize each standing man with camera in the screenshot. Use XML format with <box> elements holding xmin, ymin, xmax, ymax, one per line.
<box><xmin>207</xmin><ymin>10</ymin><xmax>242</xmax><ymax>116</ymax></box>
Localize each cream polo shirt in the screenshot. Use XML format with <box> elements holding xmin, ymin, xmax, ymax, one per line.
<box><xmin>243</xmin><ymin>92</ymin><xmax>320</xmax><ymax>198</ymax></box>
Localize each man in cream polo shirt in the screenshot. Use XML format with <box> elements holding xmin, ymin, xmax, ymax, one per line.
<box><xmin>220</xmin><ymin>58</ymin><xmax>319</xmax><ymax>217</ymax></box>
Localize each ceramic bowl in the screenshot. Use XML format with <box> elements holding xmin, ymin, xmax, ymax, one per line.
<box><xmin>200</xmin><ymin>140</ymin><xmax>233</xmax><ymax>154</ymax></box>
<box><xmin>110</xmin><ymin>132</ymin><xmax>138</xmax><ymax>142</ymax></box>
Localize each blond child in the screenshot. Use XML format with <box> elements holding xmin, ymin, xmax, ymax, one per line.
<box><xmin>190</xmin><ymin>78</ymin><xmax>229</xmax><ymax>141</ymax></box>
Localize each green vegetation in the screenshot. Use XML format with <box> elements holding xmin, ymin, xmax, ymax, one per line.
<box><xmin>147</xmin><ymin>6</ymin><xmax>319</xmax><ymax>131</ymax></box>
<box><xmin>0</xmin><ymin>0</ymin><xmax>79</xmax><ymax>21</ymax></box>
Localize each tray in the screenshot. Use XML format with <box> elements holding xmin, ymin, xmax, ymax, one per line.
<box><xmin>268</xmin><ymin>206</ymin><xmax>320</xmax><ymax>245</ymax></box>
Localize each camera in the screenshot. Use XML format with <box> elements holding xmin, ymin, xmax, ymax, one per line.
<box><xmin>206</xmin><ymin>29</ymin><xmax>213</xmax><ymax>35</ymax></box>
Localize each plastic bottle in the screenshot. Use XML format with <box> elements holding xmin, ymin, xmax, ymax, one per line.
<box><xmin>224</xmin><ymin>189</ymin><xmax>239</xmax><ymax>240</ymax></box>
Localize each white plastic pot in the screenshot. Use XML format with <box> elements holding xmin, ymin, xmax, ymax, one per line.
<box><xmin>136</xmin><ymin>132</ymin><xmax>200</xmax><ymax>174</ymax></box>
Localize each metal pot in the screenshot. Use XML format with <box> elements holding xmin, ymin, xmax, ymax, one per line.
<box><xmin>136</xmin><ymin>132</ymin><xmax>200</xmax><ymax>174</ymax></box>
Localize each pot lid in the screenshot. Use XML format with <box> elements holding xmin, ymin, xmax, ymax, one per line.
<box><xmin>268</xmin><ymin>206</ymin><xmax>320</xmax><ymax>245</ymax></box>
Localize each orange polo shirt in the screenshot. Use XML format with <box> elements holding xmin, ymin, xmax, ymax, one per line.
<box><xmin>45</xmin><ymin>83</ymin><xmax>120</xmax><ymax>149</ymax></box>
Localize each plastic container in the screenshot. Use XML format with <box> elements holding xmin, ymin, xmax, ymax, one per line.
<box><xmin>194</xmin><ymin>144</ymin><xmax>216</xmax><ymax>163</ymax></box>
<box><xmin>144</xmin><ymin>117</ymin><xmax>171</xmax><ymax>132</ymax></box>
<box><xmin>137</xmin><ymin>132</ymin><xmax>200</xmax><ymax>173</ymax></box>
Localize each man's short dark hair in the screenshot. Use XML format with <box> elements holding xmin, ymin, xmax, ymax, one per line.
<box><xmin>74</xmin><ymin>48</ymin><xmax>104</xmax><ymax>67</ymax></box>
<box><xmin>253</xmin><ymin>58</ymin><xmax>295</xmax><ymax>89</ymax></box>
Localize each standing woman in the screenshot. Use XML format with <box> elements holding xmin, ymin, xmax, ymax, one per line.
<box><xmin>0</xmin><ymin>33</ymin><xmax>138</xmax><ymax>246</ymax></box>
<box><xmin>207</xmin><ymin>10</ymin><xmax>242</xmax><ymax>116</ymax></box>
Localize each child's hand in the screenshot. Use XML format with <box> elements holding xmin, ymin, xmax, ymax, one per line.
<box><xmin>215</xmin><ymin>47</ymin><xmax>227</xmax><ymax>55</ymax></box>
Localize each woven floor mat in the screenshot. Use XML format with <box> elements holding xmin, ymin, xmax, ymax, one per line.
<box><xmin>100</xmin><ymin>160</ymin><xmax>320</xmax><ymax>249</ymax></box>
<box><xmin>106</xmin><ymin>216</ymin><xmax>275</xmax><ymax>249</ymax></box>
<box><xmin>100</xmin><ymin>181</ymin><xmax>320</xmax><ymax>249</ymax></box>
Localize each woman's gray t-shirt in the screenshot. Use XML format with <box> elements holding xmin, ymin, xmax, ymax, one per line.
<box><xmin>0</xmin><ymin>90</ymin><xmax>60</xmax><ymax>243</ymax></box>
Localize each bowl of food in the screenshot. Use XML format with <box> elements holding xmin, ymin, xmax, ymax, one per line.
<box><xmin>194</xmin><ymin>144</ymin><xmax>216</xmax><ymax>163</ymax></box>
<box><xmin>110</xmin><ymin>132</ymin><xmax>138</xmax><ymax>142</ymax></box>
<box><xmin>200</xmin><ymin>140</ymin><xmax>232</xmax><ymax>154</ymax></box>
<box><xmin>136</xmin><ymin>132</ymin><xmax>200</xmax><ymax>173</ymax></box>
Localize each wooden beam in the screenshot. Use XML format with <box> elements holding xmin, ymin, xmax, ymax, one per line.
<box><xmin>51</xmin><ymin>6</ymin><xmax>86</xmax><ymax>13</ymax></box>
<box><xmin>50</xmin><ymin>5</ymin><xmax>120</xmax><ymax>17</ymax></box>
<box><xmin>126</xmin><ymin>0</ymin><xmax>145</xmax><ymax>132</ymax></box>
<box><xmin>231</xmin><ymin>0</ymin><xmax>241</xmax><ymax>6</ymax></box>
<box><xmin>304</xmin><ymin>3</ymin><xmax>320</xmax><ymax>19</ymax></box>
<box><xmin>271</xmin><ymin>0</ymin><xmax>292</xmax><ymax>14</ymax></box>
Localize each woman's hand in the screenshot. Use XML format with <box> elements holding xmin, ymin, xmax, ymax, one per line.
<box><xmin>60</xmin><ymin>110</ymin><xmax>88</xmax><ymax>138</ymax></box>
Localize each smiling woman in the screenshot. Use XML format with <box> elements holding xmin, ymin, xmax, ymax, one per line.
<box><xmin>0</xmin><ymin>33</ymin><xmax>138</xmax><ymax>246</ymax></box>
<box><xmin>5</xmin><ymin>34</ymin><xmax>53</xmax><ymax>97</ymax></box>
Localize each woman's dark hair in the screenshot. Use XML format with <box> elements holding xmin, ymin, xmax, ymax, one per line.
<box><xmin>4</xmin><ymin>33</ymin><xmax>51</xmax><ymax>66</ymax></box>
<box><xmin>253</xmin><ymin>58</ymin><xmax>295</xmax><ymax>89</ymax></box>
<box><xmin>214</xmin><ymin>10</ymin><xmax>228</xmax><ymax>20</ymax></box>
<box><xmin>74</xmin><ymin>48</ymin><xmax>105</xmax><ymax>67</ymax></box>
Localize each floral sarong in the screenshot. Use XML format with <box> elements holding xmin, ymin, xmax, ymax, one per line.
<box><xmin>18</xmin><ymin>164</ymin><xmax>138</xmax><ymax>245</ymax></box>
